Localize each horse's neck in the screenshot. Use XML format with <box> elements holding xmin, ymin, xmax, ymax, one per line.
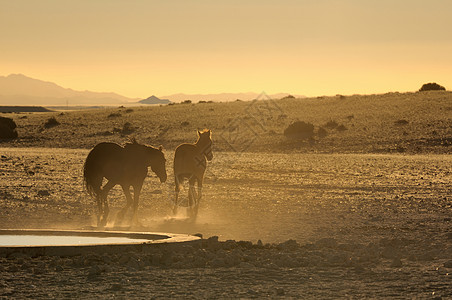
<box><xmin>194</xmin><ymin>141</ymin><xmax>208</xmax><ymax>155</ymax></box>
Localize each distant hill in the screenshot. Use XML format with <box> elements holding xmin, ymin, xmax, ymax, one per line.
<box><xmin>161</xmin><ymin>92</ymin><xmax>305</xmax><ymax>103</ymax></box>
<box><xmin>0</xmin><ymin>74</ymin><xmax>136</xmax><ymax>106</ymax></box>
<box><xmin>0</xmin><ymin>106</ymin><xmax>52</xmax><ymax>113</ymax></box>
<box><xmin>138</xmin><ymin>95</ymin><xmax>171</xmax><ymax>105</ymax></box>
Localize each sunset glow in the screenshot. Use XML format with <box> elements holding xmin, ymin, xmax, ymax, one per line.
<box><xmin>1</xmin><ymin>0</ymin><xmax>451</xmax><ymax>98</ymax></box>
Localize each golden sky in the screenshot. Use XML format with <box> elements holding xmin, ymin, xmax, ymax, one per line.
<box><xmin>1</xmin><ymin>0</ymin><xmax>452</xmax><ymax>98</ymax></box>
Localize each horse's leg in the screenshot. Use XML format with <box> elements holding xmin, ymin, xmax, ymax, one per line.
<box><xmin>115</xmin><ymin>185</ymin><xmax>133</xmax><ymax>226</ymax></box>
<box><xmin>96</xmin><ymin>193</ymin><xmax>102</xmax><ymax>227</ymax></box>
<box><xmin>130</xmin><ymin>182</ymin><xmax>143</xmax><ymax>226</ymax></box>
<box><xmin>193</xmin><ymin>178</ymin><xmax>203</xmax><ymax>218</ymax></box>
<box><xmin>173</xmin><ymin>175</ymin><xmax>182</xmax><ymax>215</ymax></box>
<box><xmin>188</xmin><ymin>176</ymin><xmax>198</xmax><ymax>218</ymax></box>
<box><xmin>99</xmin><ymin>180</ymin><xmax>115</xmax><ymax>227</ymax></box>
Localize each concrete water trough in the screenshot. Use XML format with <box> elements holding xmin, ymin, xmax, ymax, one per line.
<box><xmin>0</xmin><ymin>229</ymin><xmax>201</xmax><ymax>257</ymax></box>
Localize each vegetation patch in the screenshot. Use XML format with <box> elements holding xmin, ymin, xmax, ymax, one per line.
<box><xmin>419</xmin><ymin>82</ymin><xmax>446</xmax><ymax>91</ymax></box>
<box><xmin>0</xmin><ymin>116</ymin><xmax>18</xmax><ymax>139</ymax></box>
<box><xmin>43</xmin><ymin>117</ymin><xmax>60</xmax><ymax>129</ymax></box>
<box><xmin>284</xmin><ymin>121</ymin><xmax>315</xmax><ymax>140</ymax></box>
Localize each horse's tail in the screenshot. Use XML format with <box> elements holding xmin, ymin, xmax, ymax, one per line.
<box><xmin>83</xmin><ymin>148</ymin><xmax>100</xmax><ymax>199</ymax></box>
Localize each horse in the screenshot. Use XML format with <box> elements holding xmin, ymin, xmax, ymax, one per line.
<box><xmin>83</xmin><ymin>139</ymin><xmax>167</xmax><ymax>227</ymax></box>
<box><xmin>173</xmin><ymin>129</ymin><xmax>213</xmax><ymax>218</ymax></box>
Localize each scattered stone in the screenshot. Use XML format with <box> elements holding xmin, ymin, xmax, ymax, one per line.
<box><xmin>276</xmin><ymin>288</ymin><xmax>285</xmax><ymax>296</ymax></box>
<box><xmin>391</xmin><ymin>258</ymin><xmax>402</xmax><ymax>268</ymax></box>
<box><xmin>55</xmin><ymin>265</ymin><xmax>64</xmax><ymax>272</ymax></box>
<box><xmin>37</xmin><ymin>190</ymin><xmax>50</xmax><ymax>197</ymax></box>
<box><xmin>443</xmin><ymin>260</ymin><xmax>452</xmax><ymax>268</ymax></box>
<box><xmin>278</xmin><ymin>239</ymin><xmax>299</xmax><ymax>251</ymax></box>
<box><xmin>88</xmin><ymin>265</ymin><xmax>102</xmax><ymax>277</ymax></box>
<box><xmin>110</xmin><ymin>283</ymin><xmax>123</xmax><ymax>291</ymax></box>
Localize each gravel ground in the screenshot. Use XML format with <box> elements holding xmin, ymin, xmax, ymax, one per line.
<box><xmin>0</xmin><ymin>148</ymin><xmax>451</xmax><ymax>298</ymax></box>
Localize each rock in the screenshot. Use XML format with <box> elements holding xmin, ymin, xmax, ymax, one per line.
<box><xmin>222</xmin><ymin>240</ymin><xmax>237</xmax><ymax>250</ymax></box>
<box><xmin>204</xmin><ymin>236</ymin><xmax>220</xmax><ymax>250</ymax></box>
<box><xmin>209</xmin><ymin>258</ymin><xmax>226</xmax><ymax>268</ymax></box>
<box><xmin>444</xmin><ymin>260</ymin><xmax>452</xmax><ymax>268</ymax></box>
<box><xmin>237</xmin><ymin>240</ymin><xmax>253</xmax><ymax>249</ymax></box>
<box><xmin>437</xmin><ymin>267</ymin><xmax>448</xmax><ymax>275</ymax></box>
<box><xmin>391</xmin><ymin>258</ymin><xmax>402</xmax><ymax>268</ymax></box>
<box><xmin>88</xmin><ymin>265</ymin><xmax>102</xmax><ymax>276</ymax></box>
<box><xmin>37</xmin><ymin>190</ymin><xmax>50</xmax><ymax>197</ymax></box>
<box><xmin>278</xmin><ymin>239</ymin><xmax>299</xmax><ymax>251</ymax></box>
<box><xmin>276</xmin><ymin>288</ymin><xmax>285</xmax><ymax>296</ymax></box>
<box><xmin>118</xmin><ymin>254</ymin><xmax>130</xmax><ymax>265</ymax></box>
<box><xmin>55</xmin><ymin>265</ymin><xmax>64</xmax><ymax>272</ymax></box>
<box><xmin>110</xmin><ymin>283</ymin><xmax>123</xmax><ymax>291</ymax></box>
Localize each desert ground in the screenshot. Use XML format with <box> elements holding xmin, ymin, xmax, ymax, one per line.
<box><xmin>1</xmin><ymin>92</ymin><xmax>451</xmax><ymax>298</ymax></box>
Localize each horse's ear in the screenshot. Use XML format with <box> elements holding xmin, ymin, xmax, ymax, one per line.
<box><xmin>158</xmin><ymin>145</ymin><xmax>163</xmax><ymax>151</ymax></box>
<box><xmin>208</xmin><ymin>129</ymin><xmax>211</xmax><ymax>136</ymax></box>
<box><xmin>197</xmin><ymin>130</ymin><xmax>201</xmax><ymax>136</ymax></box>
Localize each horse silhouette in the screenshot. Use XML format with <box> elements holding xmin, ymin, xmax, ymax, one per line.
<box><xmin>173</xmin><ymin>129</ymin><xmax>213</xmax><ymax>218</ymax></box>
<box><xmin>83</xmin><ymin>139</ymin><xmax>167</xmax><ymax>227</ymax></box>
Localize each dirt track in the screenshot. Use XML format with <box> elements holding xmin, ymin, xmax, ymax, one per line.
<box><xmin>1</xmin><ymin>148</ymin><xmax>451</xmax><ymax>298</ymax></box>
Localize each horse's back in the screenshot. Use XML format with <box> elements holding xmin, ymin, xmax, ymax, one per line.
<box><xmin>174</xmin><ymin>143</ymin><xmax>205</xmax><ymax>176</ymax></box>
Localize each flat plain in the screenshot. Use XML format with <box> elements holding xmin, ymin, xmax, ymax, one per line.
<box><xmin>1</xmin><ymin>92</ymin><xmax>451</xmax><ymax>298</ymax></box>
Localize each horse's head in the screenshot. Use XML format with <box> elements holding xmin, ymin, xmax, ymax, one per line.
<box><xmin>149</xmin><ymin>145</ymin><xmax>167</xmax><ymax>183</ymax></box>
<box><xmin>197</xmin><ymin>129</ymin><xmax>213</xmax><ymax>161</ymax></box>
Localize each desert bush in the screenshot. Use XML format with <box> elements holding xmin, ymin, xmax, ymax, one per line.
<box><xmin>336</xmin><ymin>124</ymin><xmax>347</xmax><ymax>131</ymax></box>
<box><xmin>108</xmin><ymin>112</ymin><xmax>121</xmax><ymax>118</ymax></box>
<box><xmin>419</xmin><ymin>82</ymin><xmax>446</xmax><ymax>91</ymax></box>
<box><xmin>284</xmin><ymin>121</ymin><xmax>315</xmax><ymax>140</ymax></box>
<box><xmin>182</xmin><ymin>100</ymin><xmax>192</xmax><ymax>104</ymax></box>
<box><xmin>394</xmin><ymin>119</ymin><xmax>409</xmax><ymax>126</ymax></box>
<box><xmin>325</xmin><ymin>120</ymin><xmax>338</xmax><ymax>129</ymax></box>
<box><xmin>121</xmin><ymin>122</ymin><xmax>135</xmax><ymax>135</ymax></box>
<box><xmin>181</xmin><ymin>121</ymin><xmax>190</xmax><ymax>126</ymax></box>
<box><xmin>198</xmin><ymin>101</ymin><xmax>207</xmax><ymax>104</ymax></box>
<box><xmin>43</xmin><ymin>117</ymin><xmax>60</xmax><ymax>129</ymax></box>
<box><xmin>0</xmin><ymin>116</ymin><xmax>18</xmax><ymax>139</ymax></box>
<box><xmin>317</xmin><ymin>127</ymin><xmax>328</xmax><ymax>138</ymax></box>
<box><xmin>125</xmin><ymin>108</ymin><xmax>134</xmax><ymax>113</ymax></box>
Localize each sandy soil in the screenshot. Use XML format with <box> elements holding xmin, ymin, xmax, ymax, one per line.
<box><xmin>1</xmin><ymin>148</ymin><xmax>451</xmax><ymax>298</ymax></box>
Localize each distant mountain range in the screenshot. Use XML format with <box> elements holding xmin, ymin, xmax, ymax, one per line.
<box><xmin>0</xmin><ymin>74</ymin><xmax>303</xmax><ymax>106</ymax></box>
<box><xmin>0</xmin><ymin>74</ymin><xmax>135</xmax><ymax>106</ymax></box>
<box><xmin>161</xmin><ymin>92</ymin><xmax>304</xmax><ymax>102</ymax></box>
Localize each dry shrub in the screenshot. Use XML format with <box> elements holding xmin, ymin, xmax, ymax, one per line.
<box><xmin>317</xmin><ymin>127</ymin><xmax>328</xmax><ymax>138</ymax></box>
<box><xmin>394</xmin><ymin>119</ymin><xmax>409</xmax><ymax>126</ymax></box>
<box><xmin>181</xmin><ymin>121</ymin><xmax>190</xmax><ymax>127</ymax></box>
<box><xmin>121</xmin><ymin>122</ymin><xmax>135</xmax><ymax>135</ymax></box>
<box><xmin>108</xmin><ymin>112</ymin><xmax>121</xmax><ymax>118</ymax></box>
<box><xmin>325</xmin><ymin>120</ymin><xmax>338</xmax><ymax>129</ymax></box>
<box><xmin>419</xmin><ymin>82</ymin><xmax>446</xmax><ymax>91</ymax></box>
<box><xmin>44</xmin><ymin>117</ymin><xmax>60</xmax><ymax>129</ymax></box>
<box><xmin>182</xmin><ymin>100</ymin><xmax>192</xmax><ymax>104</ymax></box>
<box><xmin>284</xmin><ymin>121</ymin><xmax>315</xmax><ymax>140</ymax></box>
<box><xmin>0</xmin><ymin>116</ymin><xmax>18</xmax><ymax>139</ymax></box>
<box><xmin>336</xmin><ymin>124</ymin><xmax>347</xmax><ymax>131</ymax></box>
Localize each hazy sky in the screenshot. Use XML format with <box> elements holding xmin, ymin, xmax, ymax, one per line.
<box><xmin>1</xmin><ymin>0</ymin><xmax>452</xmax><ymax>98</ymax></box>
